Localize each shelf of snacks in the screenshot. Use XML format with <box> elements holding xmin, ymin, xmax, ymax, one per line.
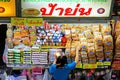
<box><xmin>7</xmin><ymin>19</ymin><xmax>114</xmax><ymax>69</ymax></box>
<box><xmin>63</xmin><ymin>23</ymin><xmax>113</xmax><ymax>68</ymax></box>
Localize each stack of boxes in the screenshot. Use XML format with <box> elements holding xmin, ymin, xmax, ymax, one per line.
<box><xmin>32</xmin><ymin>47</ymin><xmax>48</xmax><ymax>64</ymax></box>
<box><xmin>32</xmin><ymin>47</ymin><xmax>40</xmax><ymax>64</ymax></box>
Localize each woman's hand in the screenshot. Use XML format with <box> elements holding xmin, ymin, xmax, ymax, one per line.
<box><xmin>76</xmin><ymin>42</ymin><xmax>81</xmax><ymax>50</ymax></box>
<box><xmin>53</xmin><ymin>52</ymin><xmax>61</xmax><ymax>64</ymax></box>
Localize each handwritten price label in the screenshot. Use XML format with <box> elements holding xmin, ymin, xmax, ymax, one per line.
<box><xmin>27</xmin><ymin>18</ymin><xmax>43</xmax><ymax>26</ymax></box>
<box><xmin>76</xmin><ymin>63</ymin><xmax>82</xmax><ymax>68</ymax></box>
<box><xmin>97</xmin><ymin>62</ymin><xmax>104</xmax><ymax>66</ymax></box>
<box><xmin>104</xmin><ymin>61</ymin><xmax>111</xmax><ymax>66</ymax></box>
<box><xmin>11</xmin><ymin>18</ymin><xmax>26</xmax><ymax>26</ymax></box>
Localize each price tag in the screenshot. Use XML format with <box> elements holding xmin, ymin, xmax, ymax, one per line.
<box><xmin>89</xmin><ymin>64</ymin><xmax>97</xmax><ymax>69</ymax></box>
<box><xmin>97</xmin><ymin>62</ymin><xmax>104</xmax><ymax>66</ymax></box>
<box><xmin>11</xmin><ymin>18</ymin><xmax>26</xmax><ymax>26</ymax></box>
<box><xmin>27</xmin><ymin>18</ymin><xmax>43</xmax><ymax>26</ymax></box>
<box><xmin>83</xmin><ymin>64</ymin><xmax>90</xmax><ymax>69</ymax></box>
<box><xmin>104</xmin><ymin>61</ymin><xmax>111</xmax><ymax>66</ymax></box>
<box><xmin>76</xmin><ymin>63</ymin><xmax>82</xmax><ymax>68</ymax></box>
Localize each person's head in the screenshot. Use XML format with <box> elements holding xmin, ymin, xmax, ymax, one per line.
<box><xmin>56</xmin><ymin>55</ymin><xmax>68</xmax><ymax>68</ymax></box>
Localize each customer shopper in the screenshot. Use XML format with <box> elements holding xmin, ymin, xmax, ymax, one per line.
<box><xmin>0</xmin><ymin>24</ymin><xmax>7</xmax><ymax>66</ymax></box>
<box><xmin>49</xmin><ymin>45</ymin><xmax>80</xmax><ymax>80</ymax></box>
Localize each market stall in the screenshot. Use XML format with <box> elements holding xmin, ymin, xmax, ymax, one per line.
<box><xmin>5</xmin><ymin>0</ymin><xmax>117</xmax><ymax>80</ymax></box>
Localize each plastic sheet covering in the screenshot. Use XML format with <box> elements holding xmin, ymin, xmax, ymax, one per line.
<box><xmin>0</xmin><ymin>69</ymin><xmax>6</xmax><ymax>80</ymax></box>
<box><xmin>6</xmin><ymin>76</ymin><xmax>27</xmax><ymax>80</ymax></box>
<box><xmin>3</xmin><ymin>43</ymin><xmax>8</xmax><ymax>63</ymax></box>
<box><xmin>43</xmin><ymin>69</ymin><xmax>52</xmax><ymax>80</ymax></box>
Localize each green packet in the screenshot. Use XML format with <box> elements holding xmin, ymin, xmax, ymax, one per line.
<box><xmin>14</xmin><ymin>60</ymin><xmax>21</xmax><ymax>62</ymax></box>
<box><xmin>13</xmin><ymin>55</ymin><xmax>21</xmax><ymax>57</ymax></box>
<box><xmin>8</xmin><ymin>56</ymin><xmax>14</xmax><ymax>58</ymax></box>
<box><xmin>14</xmin><ymin>54</ymin><xmax>21</xmax><ymax>56</ymax></box>
<box><xmin>14</xmin><ymin>57</ymin><xmax>21</xmax><ymax>59</ymax></box>
<box><xmin>13</xmin><ymin>49</ymin><xmax>20</xmax><ymax>54</ymax></box>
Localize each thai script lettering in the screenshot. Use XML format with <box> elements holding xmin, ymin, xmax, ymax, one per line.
<box><xmin>40</xmin><ymin>3</ymin><xmax>92</xmax><ymax>16</ymax></box>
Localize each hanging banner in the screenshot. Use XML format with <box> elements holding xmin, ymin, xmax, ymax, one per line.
<box><xmin>11</xmin><ymin>18</ymin><xmax>26</xmax><ymax>26</ymax></box>
<box><xmin>27</xmin><ymin>18</ymin><xmax>43</xmax><ymax>26</ymax></box>
<box><xmin>21</xmin><ymin>0</ymin><xmax>112</xmax><ymax>17</ymax></box>
<box><xmin>0</xmin><ymin>0</ymin><xmax>16</xmax><ymax>17</ymax></box>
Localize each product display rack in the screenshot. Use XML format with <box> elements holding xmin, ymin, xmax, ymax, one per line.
<box><xmin>4</xmin><ymin>17</ymin><xmax>119</xmax><ymax>80</ymax></box>
<box><xmin>6</xmin><ymin>18</ymin><xmax>114</xmax><ymax>70</ymax></box>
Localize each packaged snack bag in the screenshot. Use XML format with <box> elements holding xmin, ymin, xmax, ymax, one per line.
<box><xmin>115</xmin><ymin>21</ymin><xmax>120</xmax><ymax>31</ymax></box>
<box><xmin>80</xmin><ymin>38</ymin><xmax>87</xmax><ymax>42</ymax></box>
<box><xmin>101</xmin><ymin>25</ymin><xmax>111</xmax><ymax>35</ymax></box>
<box><xmin>30</xmin><ymin>35</ymin><xmax>37</xmax><ymax>41</ymax></box>
<box><xmin>81</xmin><ymin>42</ymin><xmax>88</xmax><ymax>51</ymax></box>
<box><xmin>104</xmin><ymin>49</ymin><xmax>113</xmax><ymax>57</ymax></box>
<box><xmin>84</xmin><ymin>30</ymin><xmax>93</xmax><ymax>39</ymax></box>
<box><xmin>94</xmin><ymin>34</ymin><xmax>103</xmax><ymax>46</ymax></box>
<box><xmin>92</xmin><ymin>24</ymin><xmax>100</xmax><ymax>32</ymax></box>
<box><xmin>22</xmin><ymin>37</ymin><xmax>30</xmax><ymax>45</ymax></box>
<box><xmin>80</xmin><ymin>26</ymin><xmax>87</xmax><ymax>33</ymax></box>
<box><xmin>14</xmin><ymin>31</ymin><xmax>21</xmax><ymax>39</ymax></box>
<box><xmin>81</xmin><ymin>51</ymin><xmax>88</xmax><ymax>58</ymax></box>
<box><xmin>13</xmin><ymin>39</ymin><xmax>21</xmax><ymax>46</ymax></box>
<box><xmin>114</xmin><ymin>50</ymin><xmax>120</xmax><ymax>59</ymax></box>
<box><xmin>88</xmin><ymin>43</ymin><xmax>94</xmax><ymax>48</ymax></box>
<box><xmin>29</xmin><ymin>28</ymin><xmax>36</xmax><ymax>35</ymax></box>
<box><xmin>87</xmin><ymin>39</ymin><xmax>94</xmax><ymax>43</ymax></box>
<box><xmin>95</xmin><ymin>44</ymin><xmax>103</xmax><ymax>51</ymax></box>
<box><xmin>115</xmin><ymin>31</ymin><xmax>120</xmax><ymax>38</ymax></box>
<box><xmin>89</xmin><ymin>57</ymin><xmax>96</xmax><ymax>64</ymax></box>
<box><xmin>82</xmin><ymin>58</ymin><xmax>88</xmax><ymax>64</ymax></box>
<box><xmin>103</xmin><ymin>35</ymin><xmax>113</xmax><ymax>49</ymax></box>
<box><xmin>95</xmin><ymin>50</ymin><xmax>104</xmax><ymax>57</ymax></box>
<box><xmin>88</xmin><ymin>47</ymin><xmax>95</xmax><ymax>57</ymax></box>
<box><xmin>21</xmin><ymin>30</ymin><xmax>29</xmax><ymax>38</ymax></box>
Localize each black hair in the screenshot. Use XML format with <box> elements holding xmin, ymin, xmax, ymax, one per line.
<box><xmin>56</xmin><ymin>56</ymin><xmax>68</xmax><ymax>68</ymax></box>
<box><xmin>12</xmin><ymin>70</ymin><xmax>21</xmax><ymax>77</ymax></box>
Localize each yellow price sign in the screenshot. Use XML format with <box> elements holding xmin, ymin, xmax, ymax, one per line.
<box><xmin>11</xmin><ymin>18</ymin><xmax>26</xmax><ymax>26</ymax></box>
<box><xmin>83</xmin><ymin>64</ymin><xmax>90</xmax><ymax>69</ymax></box>
<box><xmin>27</xmin><ymin>18</ymin><xmax>43</xmax><ymax>26</ymax></box>
<box><xmin>89</xmin><ymin>64</ymin><xmax>97</xmax><ymax>69</ymax></box>
<box><xmin>76</xmin><ymin>63</ymin><xmax>82</xmax><ymax>68</ymax></box>
<box><xmin>97</xmin><ymin>62</ymin><xmax>104</xmax><ymax>66</ymax></box>
<box><xmin>104</xmin><ymin>61</ymin><xmax>111</xmax><ymax>66</ymax></box>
